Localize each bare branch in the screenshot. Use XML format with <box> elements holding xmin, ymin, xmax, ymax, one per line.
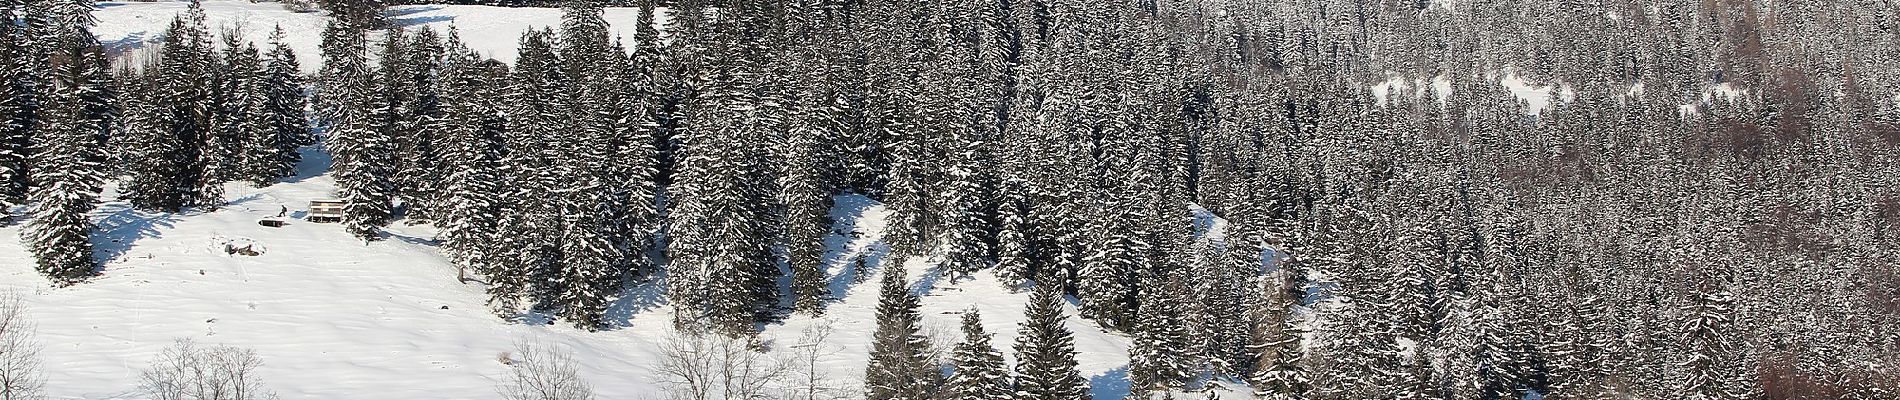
<box><xmin>0</xmin><ymin>292</ymin><xmax>45</xmax><ymax>400</ymax></box>
<box><xmin>497</xmin><ymin>341</ymin><xmax>594</xmax><ymax>400</ymax></box>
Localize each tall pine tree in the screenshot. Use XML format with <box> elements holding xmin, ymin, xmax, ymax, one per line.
<box><xmin>324</xmin><ymin>22</ymin><xmax>392</xmax><ymax>241</ymax></box>
<box><xmin>0</xmin><ymin>1</ymin><xmax>38</xmax><ymax>224</ymax></box>
<box><xmin>22</xmin><ymin>0</ymin><xmax>111</xmax><ymax>285</ymax></box>
<box><xmin>863</xmin><ymin>265</ymin><xmax>942</xmax><ymax>399</ymax></box>
<box><xmin>238</xmin><ymin>26</ymin><xmax>309</xmax><ymax>187</ymax></box>
<box><xmin>122</xmin><ymin>2</ymin><xmax>216</xmax><ymax>212</ymax></box>
<box><xmin>1013</xmin><ymin>283</ymin><xmax>1088</xmax><ymax>400</ymax></box>
<box><xmin>947</xmin><ymin>307</ymin><xmax>1011</xmax><ymax>400</ymax></box>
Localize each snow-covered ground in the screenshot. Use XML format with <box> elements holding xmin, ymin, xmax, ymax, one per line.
<box><xmin>94</xmin><ymin>0</ymin><xmax>659</xmax><ymax>72</ymax></box>
<box><xmin>0</xmin><ymin>144</ymin><xmax>1161</xmax><ymax>399</ymax></box>
<box><xmin>0</xmin><ymin>139</ymin><xmax>1183</xmax><ymax>398</ymax></box>
<box><xmin>1370</xmin><ymin>71</ymin><xmax>1572</xmax><ymax>113</ymax></box>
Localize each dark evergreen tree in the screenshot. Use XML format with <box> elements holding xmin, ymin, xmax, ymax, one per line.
<box><xmin>22</xmin><ymin>0</ymin><xmax>111</xmax><ymax>285</ymax></box>
<box><xmin>0</xmin><ymin>2</ymin><xmax>38</xmax><ymax>223</ymax></box>
<box><xmin>1128</xmin><ymin>273</ymin><xmax>1194</xmax><ymax>395</ymax></box>
<box><xmin>863</xmin><ymin>266</ymin><xmax>941</xmax><ymax>399</ymax></box>
<box><xmin>122</xmin><ymin>2</ymin><xmax>216</xmax><ymax>212</ymax></box>
<box><xmin>239</xmin><ymin>26</ymin><xmax>309</xmax><ymax>187</ymax></box>
<box><xmin>314</xmin><ymin>0</ymin><xmax>389</xmax><ymax>30</ymax></box>
<box><xmin>434</xmin><ymin>33</ymin><xmax>515</xmax><ymax>313</ymax></box>
<box><xmin>664</xmin><ymin>3</ymin><xmax>780</xmax><ymax>336</ymax></box>
<box><xmin>498</xmin><ymin>28</ymin><xmax>567</xmax><ymax>314</ymax></box>
<box><xmin>991</xmin><ymin>178</ymin><xmax>1032</xmax><ymax>287</ymax></box>
<box><xmin>325</xmin><ymin>24</ymin><xmax>392</xmax><ymax>241</ymax></box>
<box><xmin>1077</xmin><ymin>222</ymin><xmax>1142</xmax><ymax>331</ymax></box>
<box><xmin>601</xmin><ymin>37</ymin><xmax>659</xmax><ymax>285</ymax></box>
<box><xmin>1682</xmin><ymin>286</ymin><xmax>1744</xmax><ymax>400</ymax></box>
<box><xmin>947</xmin><ymin>307</ymin><xmax>1010</xmax><ymax>400</ymax></box>
<box><xmin>206</xmin><ymin>30</ymin><xmax>259</xmax><ymax>185</ymax></box>
<box><xmin>556</xmin><ymin>183</ymin><xmax>622</xmax><ymax>330</ymax></box>
<box><xmin>1194</xmin><ymin>243</ymin><xmax>1256</xmax><ymax>377</ymax></box>
<box><xmin>1250</xmin><ymin>270</ymin><xmax>1310</xmax><ymax>400</ymax></box>
<box><xmin>1013</xmin><ymin>284</ymin><xmax>1088</xmax><ymax>400</ymax></box>
<box><xmin>783</xmin><ymin>114</ymin><xmax>833</xmax><ymax>315</ymax></box>
<box><xmin>392</xmin><ymin>28</ymin><xmax>448</xmax><ymax>222</ymax></box>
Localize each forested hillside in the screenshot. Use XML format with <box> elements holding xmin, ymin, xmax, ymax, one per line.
<box><xmin>3</xmin><ymin>0</ymin><xmax>1898</xmax><ymax>398</ymax></box>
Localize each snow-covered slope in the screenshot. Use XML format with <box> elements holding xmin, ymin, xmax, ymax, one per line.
<box><xmin>94</xmin><ymin>0</ymin><xmax>658</xmax><ymax>73</ymax></box>
<box><xmin>0</xmin><ymin>137</ymin><xmax>1184</xmax><ymax>399</ymax></box>
<box><xmin>0</xmin><ymin>143</ymin><xmax>1157</xmax><ymax>398</ymax></box>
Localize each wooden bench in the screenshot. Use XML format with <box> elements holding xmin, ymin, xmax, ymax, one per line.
<box><xmin>307</xmin><ymin>200</ymin><xmax>345</xmax><ymax>223</ymax></box>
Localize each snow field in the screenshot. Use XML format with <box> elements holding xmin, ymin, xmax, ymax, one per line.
<box><xmin>94</xmin><ymin>0</ymin><xmax>658</xmax><ymax>73</ymax></box>
<box><xmin>0</xmin><ymin>149</ymin><xmax>1169</xmax><ymax>398</ymax></box>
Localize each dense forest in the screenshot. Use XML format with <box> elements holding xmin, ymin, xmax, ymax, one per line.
<box><xmin>5</xmin><ymin>0</ymin><xmax>1900</xmax><ymax>398</ymax></box>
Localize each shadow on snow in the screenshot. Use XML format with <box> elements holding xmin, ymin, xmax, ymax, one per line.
<box><xmin>91</xmin><ymin>202</ymin><xmax>181</xmax><ymax>267</ymax></box>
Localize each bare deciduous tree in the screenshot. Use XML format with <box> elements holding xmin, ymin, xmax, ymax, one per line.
<box><xmin>0</xmin><ymin>292</ymin><xmax>44</xmax><ymax>400</ymax></box>
<box><xmin>785</xmin><ymin>320</ymin><xmax>856</xmax><ymax>400</ymax></box>
<box><xmin>496</xmin><ymin>341</ymin><xmax>594</xmax><ymax>400</ymax></box>
<box><xmin>139</xmin><ymin>338</ymin><xmax>276</xmax><ymax>400</ymax></box>
<box><xmin>654</xmin><ymin>331</ymin><xmax>792</xmax><ymax>400</ymax></box>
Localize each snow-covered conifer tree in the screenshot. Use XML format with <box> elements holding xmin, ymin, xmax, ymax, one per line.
<box><xmin>1128</xmin><ymin>274</ymin><xmax>1194</xmax><ymax>394</ymax></box>
<box><xmin>393</xmin><ymin>28</ymin><xmax>447</xmax><ymax>222</ymax></box>
<box><xmin>239</xmin><ymin>26</ymin><xmax>308</xmax><ymax>187</ymax></box>
<box><xmin>325</xmin><ymin>23</ymin><xmax>392</xmax><ymax>241</ymax></box>
<box><xmin>1013</xmin><ymin>284</ymin><xmax>1088</xmax><ymax>400</ymax></box>
<box><xmin>947</xmin><ymin>308</ymin><xmax>1010</xmax><ymax>400</ymax></box>
<box><xmin>0</xmin><ymin>3</ymin><xmax>38</xmax><ymax>223</ymax></box>
<box><xmin>123</xmin><ymin>2</ymin><xmax>216</xmax><ymax>212</ymax></box>
<box><xmin>22</xmin><ymin>0</ymin><xmax>111</xmax><ymax>285</ymax></box>
<box><xmin>863</xmin><ymin>266</ymin><xmax>941</xmax><ymax>399</ymax></box>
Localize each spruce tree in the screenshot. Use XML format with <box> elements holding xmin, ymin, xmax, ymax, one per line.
<box><xmin>26</xmin><ymin>89</ymin><xmax>103</xmax><ymax>285</ymax></box>
<box><xmin>240</xmin><ymin>26</ymin><xmax>308</xmax><ymax>187</ymax></box>
<box><xmin>324</xmin><ymin>22</ymin><xmax>391</xmax><ymax>241</ymax></box>
<box><xmin>206</xmin><ymin>30</ymin><xmax>258</xmax><ymax>185</ymax></box>
<box><xmin>123</xmin><ymin>2</ymin><xmax>215</xmax><ymax>212</ymax></box>
<box><xmin>22</xmin><ymin>0</ymin><xmax>110</xmax><ymax>286</ymax></box>
<box><xmin>0</xmin><ymin>3</ymin><xmax>37</xmax><ymax>223</ymax></box>
<box><xmin>937</xmin><ymin>144</ymin><xmax>992</xmax><ymax>281</ymax></box>
<box><xmin>1194</xmin><ymin>243</ymin><xmax>1255</xmax><ymax>376</ymax></box>
<box><xmin>863</xmin><ymin>265</ymin><xmax>941</xmax><ymax>399</ymax></box>
<box><xmin>992</xmin><ymin>179</ymin><xmax>1032</xmax><ymax>287</ymax></box>
<box><xmin>1077</xmin><ymin>221</ymin><xmax>1143</xmax><ymax>330</ymax></box>
<box><xmin>1013</xmin><ymin>284</ymin><xmax>1088</xmax><ymax>400</ymax></box>
<box><xmin>664</xmin><ymin>7</ymin><xmax>780</xmax><ymax>335</ymax></box>
<box><xmin>947</xmin><ymin>308</ymin><xmax>1011</xmax><ymax>400</ymax></box>
<box><xmin>556</xmin><ymin>182</ymin><xmax>623</xmax><ymax>331</ymax></box>
<box><xmin>548</xmin><ymin>0</ymin><xmax>643</xmax><ymax>329</ymax></box>
<box><xmin>783</xmin><ymin>117</ymin><xmax>833</xmax><ymax>315</ymax></box>
<box><xmin>602</xmin><ymin>37</ymin><xmax>659</xmax><ymax>284</ymax></box>
<box><xmin>1250</xmin><ymin>272</ymin><xmax>1311</xmax><ymax>400</ymax></box>
<box><xmin>435</xmin><ymin>38</ymin><xmax>515</xmax><ymax>314</ymax></box>
<box><xmin>1128</xmin><ymin>273</ymin><xmax>1194</xmax><ymax>395</ymax></box>
<box><xmin>1682</xmin><ymin>287</ymin><xmax>1743</xmax><ymax>400</ymax></box>
<box><xmin>501</xmin><ymin>28</ymin><xmax>568</xmax><ymax>314</ymax></box>
<box><xmin>391</xmin><ymin>28</ymin><xmax>448</xmax><ymax>223</ymax></box>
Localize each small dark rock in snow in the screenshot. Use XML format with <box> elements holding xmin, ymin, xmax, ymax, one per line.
<box><xmin>439</xmin><ymin>305</ymin><xmax>449</xmax><ymax>310</ymax></box>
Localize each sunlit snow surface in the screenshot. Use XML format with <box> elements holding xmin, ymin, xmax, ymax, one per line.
<box><xmin>0</xmin><ymin>144</ymin><xmax>1168</xmax><ymax>398</ymax></box>
<box><xmin>93</xmin><ymin>0</ymin><xmax>661</xmax><ymax>73</ymax></box>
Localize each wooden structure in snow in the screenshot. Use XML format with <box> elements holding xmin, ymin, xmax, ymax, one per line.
<box><xmin>307</xmin><ymin>200</ymin><xmax>345</xmax><ymax>223</ymax></box>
